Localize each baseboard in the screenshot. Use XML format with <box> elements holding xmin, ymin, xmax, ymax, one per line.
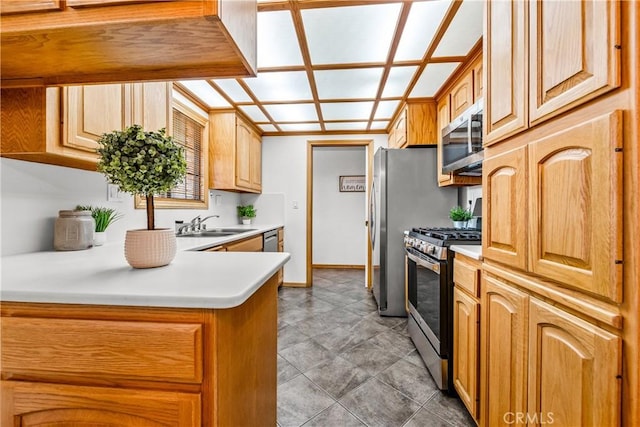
<box><xmin>282</xmin><ymin>282</ymin><xmax>310</xmax><ymax>288</ymax></box>
<box><xmin>312</xmin><ymin>264</ymin><xmax>365</xmax><ymax>270</ymax></box>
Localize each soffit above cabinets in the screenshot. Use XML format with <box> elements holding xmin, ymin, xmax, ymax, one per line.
<box><xmin>177</xmin><ymin>0</ymin><xmax>483</xmax><ymax>136</ymax></box>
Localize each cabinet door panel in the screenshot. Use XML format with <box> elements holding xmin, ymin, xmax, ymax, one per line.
<box><xmin>132</xmin><ymin>82</ymin><xmax>171</xmax><ymax>134</ymax></box>
<box><xmin>484</xmin><ymin>0</ymin><xmax>528</xmax><ymax>145</ymax></box>
<box><xmin>453</xmin><ymin>287</ymin><xmax>479</xmax><ymax>420</ymax></box>
<box><xmin>235</xmin><ymin>120</ymin><xmax>252</xmax><ymax>189</ymax></box>
<box><xmin>64</xmin><ymin>84</ymin><xmax>126</xmax><ymax>152</ymax></box>
<box><xmin>1</xmin><ymin>0</ymin><xmax>62</xmax><ymax>14</ymax></box>
<box><xmin>481</xmin><ymin>275</ymin><xmax>529</xmax><ymax>427</ymax></box>
<box><xmin>529</xmin><ymin>0</ymin><xmax>620</xmax><ymax>124</ymax></box>
<box><xmin>450</xmin><ymin>72</ymin><xmax>473</xmax><ymax>119</ymax></box>
<box><xmin>437</xmin><ymin>96</ymin><xmax>452</xmax><ymax>184</ymax></box>
<box><xmin>1</xmin><ymin>381</ymin><xmax>201</xmax><ymax>426</ymax></box>
<box><xmin>250</xmin><ymin>130</ymin><xmax>262</xmax><ymax>190</ymax></box>
<box><xmin>528</xmin><ymin>111</ymin><xmax>623</xmax><ymax>302</ymax></box>
<box><xmin>528</xmin><ymin>299</ymin><xmax>621</xmax><ymax>427</ymax></box>
<box><xmin>482</xmin><ymin>147</ymin><xmax>528</xmax><ymax>270</ymax></box>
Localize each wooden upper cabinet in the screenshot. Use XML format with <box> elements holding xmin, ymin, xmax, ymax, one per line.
<box><xmin>482</xmin><ymin>146</ymin><xmax>528</xmax><ymax>271</ymax></box>
<box><xmin>131</xmin><ymin>82</ymin><xmax>172</xmax><ymax>134</ymax></box>
<box><xmin>0</xmin><ymin>0</ymin><xmax>62</xmax><ymax>14</ymax></box>
<box><xmin>528</xmin><ymin>111</ymin><xmax>623</xmax><ymax>302</ymax></box>
<box><xmin>484</xmin><ymin>0</ymin><xmax>528</xmax><ymax>146</ymax></box>
<box><xmin>485</xmin><ymin>0</ymin><xmax>620</xmax><ymax>144</ymax></box>
<box><xmin>481</xmin><ymin>274</ymin><xmax>529</xmax><ymax>427</ymax></box>
<box><xmin>209</xmin><ymin>111</ymin><xmax>262</xmax><ymax>194</ymax></box>
<box><xmin>388</xmin><ymin>101</ymin><xmax>437</xmax><ymax>149</ymax></box>
<box><xmin>527</xmin><ymin>299</ymin><xmax>621</xmax><ymax>427</ymax></box>
<box><xmin>63</xmin><ymin>84</ymin><xmax>128</xmax><ymax>154</ymax></box>
<box><xmin>450</xmin><ymin>72</ymin><xmax>473</xmax><ymax>119</ymax></box>
<box><xmin>529</xmin><ymin>0</ymin><xmax>620</xmax><ymax>125</ymax></box>
<box><xmin>472</xmin><ymin>56</ymin><xmax>483</xmax><ymax>102</ymax></box>
<box><xmin>0</xmin><ymin>0</ymin><xmax>257</xmax><ymax>86</ymax></box>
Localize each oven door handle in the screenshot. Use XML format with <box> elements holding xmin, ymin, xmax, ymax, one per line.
<box><xmin>406</xmin><ymin>249</ymin><xmax>441</xmax><ymax>274</ymax></box>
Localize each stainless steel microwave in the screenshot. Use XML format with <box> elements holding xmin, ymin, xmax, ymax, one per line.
<box><xmin>441</xmin><ymin>100</ymin><xmax>483</xmax><ymax>176</ymax></box>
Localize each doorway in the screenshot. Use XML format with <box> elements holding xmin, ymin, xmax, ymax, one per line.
<box><xmin>306</xmin><ymin>140</ymin><xmax>374</xmax><ymax>287</ymax></box>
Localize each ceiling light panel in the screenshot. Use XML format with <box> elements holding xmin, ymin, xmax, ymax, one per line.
<box><xmin>239</xmin><ymin>105</ymin><xmax>269</xmax><ymax>123</ymax></box>
<box><xmin>259</xmin><ymin>124</ymin><xmax>278</xmax><ymax>132</ymax></box>
<box><xmin>211</xmin><ymin>79</ymin><xmax>252</xmax><ymax>103</ymax></box>
<box><xmin>324</xmin><ymin>122</ymin><xmax>369</xmax><ymax>131</ymax></box>
<box><xmin>381</xmin><ymin>66</ymin><xmax>418</xmax><ymax>98</ymax></box>
<box><xmin>370</xmin><ymin>121</ymin><xmax>389</xmax><ymax>130</ymax></box>
<box><xmin>302</xmin><ymin>3</ymin><xmax>401</xmax><ymax>64</ymax></box>
<box><xmin>263</xmin><ymin>103</ymin><xmax>318</xmax><ymax>122</ymax></box>
<box><xmin>314</xmin><ymin>68</ymin><xmax>383</xmax><ymax>100</ymax></box>
<box><xmin>178</xmin><ymin>80</ymin><xmax>230</xmax><ymax>108</ymax></box>
<box><xmin>433</xmin><ymin>0</ymin><xmax>483</xmax><ymax>57</ymax></box>
<box><xmin>394</xmin><ymin>0</ymin><xmax>452</xmax><ymax>62</ymax></box>
<box><xmin>374</xmin><ymin>100</ymin><xmax>400</xmax><ymax>120</ymax></box>
<box><xmin>321</xmin><ymin>101</ymin><xmax>374</xmax><ymax>121</ymax></box>
<box><xmin>257</xmin><ymin>11</ymin><xmax>304</xmax><ymax>68</ymax></box>
<box><xmin>243</xmin><ymin>71</ymin><xmax>313</xmax><ymax>102</ymax></box>
<box><xmin>279</xmin><ymin>123</ymin><xmax>321</xmax><ymax>132</ymax></box>
<box><xmin>410</xmin><ymin>62</ymin><xmax>460</xmax><ymax>97</ymax></box>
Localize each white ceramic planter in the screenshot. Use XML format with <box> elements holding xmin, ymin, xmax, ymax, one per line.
<box><xmin>124</xmin><ymin>229</ymin><xmax>176</xmax><ymax>269</ymax></box>
<box><xmin>242</xmin><ymin>218</ymin><xmax>252</xmax><ymax>225</ymax></box>
<box><xmin>94</xmin><ymin>231</ymin><xmax>107</xmax><ymax>246</ymax></box>
<box><xmin>452</xmin><ymin>221</ymin><xmax>467</xmax><ymax>229</ymax></box>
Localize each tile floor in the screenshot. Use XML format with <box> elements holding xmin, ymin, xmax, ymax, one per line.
<box><xmin>277</xmin><ymin>268</ymin><xmax>476</xmax><ymax>427</ymax></box>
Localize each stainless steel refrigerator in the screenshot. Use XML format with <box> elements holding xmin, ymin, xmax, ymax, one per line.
<box><xmin>370</xmin><ymin>147</ymin><xmax>457</xmax><ymax>317</ymax></box>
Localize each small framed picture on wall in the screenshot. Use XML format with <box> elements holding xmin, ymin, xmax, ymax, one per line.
<box><xmin>339</xmin><ymin>175</ymin><xmax>365</xmax><ymax>192</ymax></box>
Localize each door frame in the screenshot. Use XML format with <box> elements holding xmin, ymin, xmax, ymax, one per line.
<box><xmin>306</xmin><ymin>139</ymin><xmax>374</xmax><ymax>287</ymax></box>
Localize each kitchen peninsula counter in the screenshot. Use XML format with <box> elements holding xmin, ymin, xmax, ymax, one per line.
<box><xmin>1</xmin><ymin>229</ymin><xmax>289</xmax><ymax>426</ymax></box>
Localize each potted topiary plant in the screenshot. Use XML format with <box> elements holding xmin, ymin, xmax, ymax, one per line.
<box><xmin>237</xmin><ymin>205</ymin><xmax>257</xmax><ymax>225</ymax></box>
<box><xmin>449</xmin><ymin>205</ymin><xmax>473</xmax><ymax>229</ymax></box>
<box><xmin>97</xmin><ymin>124</ymin><xmax>187</xmax><ymax>268</ymax></box>
<box><xmin>76</xmin><ymin>205</ymin><xmax>122</xmax><ymax>246</ymax></box>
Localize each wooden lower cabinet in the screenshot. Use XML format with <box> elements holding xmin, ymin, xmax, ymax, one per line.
<box><xmin>2</xmin><ymin>382</ymin><xmax>201</xmax><ymax>426</ymax></box>
<box><xmin>225</xmin><ymin>234</ymin><xmax>263</xmax><ymax>252</ymax></box>
<box><xmin>528</xmin><ymin>299</ymin><xmax>621</xmax><ymax>427</ymax></box>
<box><xmin>481</xmin><ymin>273</ymin><xmax>529</xmax><ymax>427</ymax></box>
<box><xmin>481</xmin><ymin>270</ymin><xmax>622</xmax><ymax>427</ymax></box>
<box><xmin>453</xmin><ymin>287</ymin><xmax>480</xmax><ymax>422</ymax></box>
<box><xmin>0</xmin><ymin>275</ymin><xmax>279</xmax><ymax>426</ymax></box>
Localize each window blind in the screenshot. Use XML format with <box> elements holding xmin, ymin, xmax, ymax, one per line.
<box><xmin>161</xmin><ymin>109</ymin><xmax>203</xmax><ymax>200</ymax></box>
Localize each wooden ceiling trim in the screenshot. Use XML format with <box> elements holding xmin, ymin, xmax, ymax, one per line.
<box><xmin>367</xmin><ymin>0</ymin><xmax>412</xmax><ymax>131</ymax></box>
<box><xmin>173</xmin><ymin>83</ymin><xmax>211</xmax><ymax>112</ymax></box>
<box><xmin>427</xmin><ymin>56</ymin><xmax>469</xmax><ymax>64</ymax></box>
<box><xmin>235</xmin><ymin>78</ymin><xmax>283</xmax><ymax>132</ymax></box>
<box><xmin>207</xmin><ymin>80</ymin><xmax>239</xmax><ymax>108</ymax></box>
<box><xmin>296</xmin><ymin>0</ymin><xmax>403</xmax><ymax>10</ymax></box>
<box><xmin>385</xmin><ymin>0</ymin><xmax>463</xmax><ymax>133</ymax></box>
<box><xmin>288</xmin><ymin>0</ymin><xmax>326</xmax><ymax>131</ymax></box>
<box><xmin>256</xmin><ymin>65</ymin><xmax>307</xmax><ymax>73</ymax></box>
<box><xmin>262</xmin><ymin>129</ymin><xmax>387</xmax><ymax>137</ymax></box>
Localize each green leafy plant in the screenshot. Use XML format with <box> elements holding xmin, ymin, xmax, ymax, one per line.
<box><xmin>76</xmin><ymin>205</ymin><xmax>123</xmax><ymax>232</ymax></box>
<box><xmin>237</xmin><ymin>205</ymin><xmax>257</xmax><ymax>218</ymax></box>
<box><xmin>449</xmin><ymin>205</ymin><xmax>473</xmax><ymax>221</ymax></box>
<box><xmin>96</xmin><ymin>125</ymin><xmax>187</xmax><ymax>230</ymax></box>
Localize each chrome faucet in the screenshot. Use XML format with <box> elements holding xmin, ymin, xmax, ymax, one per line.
<box><xmin>181</xmin><ymin>214</ymin><xmax>220</xmax><ymax>234</ymax></box>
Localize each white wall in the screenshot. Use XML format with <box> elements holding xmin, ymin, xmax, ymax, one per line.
<box><xmin>261</xmin><ymin>134</ymin><xmax>388</xmax><ymax>284</ymax></box>
<box><xmin>312</xmin><ymin>146</ymin><xmax>365</xmax><ymax>265</ymax></box>
<box><xmin>0</xmin><ymin>158</ymin><xmax>241</xmax><ymax>255</ymax></box>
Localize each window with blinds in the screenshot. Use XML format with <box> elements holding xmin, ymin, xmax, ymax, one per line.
<box><xmin>135</xmin><ymin>98</ymin><xmax>209</xmax><ymax>210</ymax></box>
<box><xmin>161</xmin><ymin>109</ymin><xmax>203</xmax><ymax>201</ymax></box>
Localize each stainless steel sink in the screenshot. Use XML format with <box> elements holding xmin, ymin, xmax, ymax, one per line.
<box><xmin>177</xmin><ymin>228</ymin><xmax>256</xmax><ymax>237</ymax></box>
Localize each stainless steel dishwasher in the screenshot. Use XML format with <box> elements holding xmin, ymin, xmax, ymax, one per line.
<box><xmin>263</xmin><ymin>229</ymin><xmax>278</xmax><ymax>252</ymax></box>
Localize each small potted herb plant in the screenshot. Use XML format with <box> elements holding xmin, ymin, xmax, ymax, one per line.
<box><xmin>237</xmin><ymin>205</ymin><xmax>257</xmax><ymax>225</ymax></box>
<box><xmin>76</xmin><ymin>205</ymin><xmax>122</xmax><ymax>246</ymax></box>
<box><xmin>97</xmin><ymin>124</ymin><xmax>187</xmax><ymax>268</ymax></box>
<box><xmin>449</xmin><ymin>205</ymin><xmax>473</xmax><ymax>229</ymax></box>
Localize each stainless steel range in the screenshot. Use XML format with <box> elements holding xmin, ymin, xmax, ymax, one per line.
<box><xmin>403</xmin><ymin>227</ymin><xmax>482</xmax><ymax>393</ymax></box>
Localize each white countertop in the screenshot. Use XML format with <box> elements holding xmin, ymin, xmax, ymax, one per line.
<box><xmin>1</xmin><ymin>224</ymin><xmax>288</xmax><ymax>309</ymax></box>
<box><xmin>450</xmin><ymin>244</ymin><xmax>483</xmax><ymax>261</ymax></box>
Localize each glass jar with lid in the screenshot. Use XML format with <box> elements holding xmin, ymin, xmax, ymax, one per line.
<box><xmin>54</xmin><ymin>210</ymin><xmax>95</xmax><ymax>251</ymax></box>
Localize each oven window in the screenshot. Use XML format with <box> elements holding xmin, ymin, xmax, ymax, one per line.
<box><xmin>415</xmin><ymin>262</ymin><xmax>442</xmax><ymax>341</ymax></box>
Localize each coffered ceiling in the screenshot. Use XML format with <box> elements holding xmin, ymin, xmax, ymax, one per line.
<box><xmin>175</xmin><ymin>0</ymin><xmax>483</xmax><ymax>136</ymax></box>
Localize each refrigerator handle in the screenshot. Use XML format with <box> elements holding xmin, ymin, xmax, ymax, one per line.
<box><xmin>369</xmin><ymin>180</ymin><xmax>376</xmax><ymax>250</ymax></box>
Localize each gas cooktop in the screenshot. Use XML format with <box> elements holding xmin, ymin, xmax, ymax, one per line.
<box><xmin>409</xmin><ymin>227</ymin><xmax>482</xmax><ymax>246</ymax></box>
